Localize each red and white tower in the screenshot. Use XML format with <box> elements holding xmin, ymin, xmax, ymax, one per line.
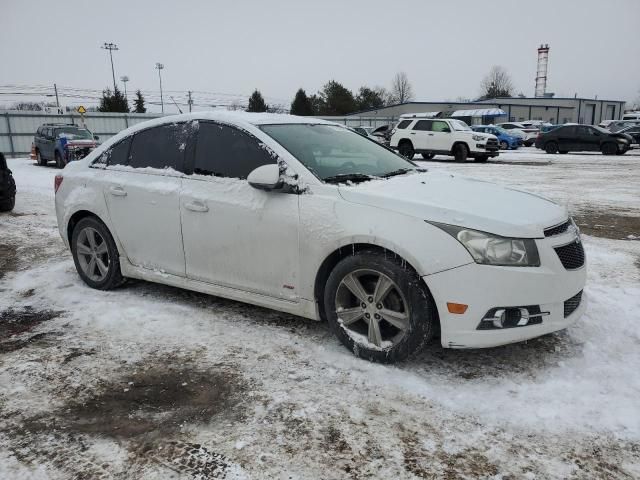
<box><xmin>535</xmin><ymin>44</ymin><xmax>550</xmax><ymax>97</ymax></box>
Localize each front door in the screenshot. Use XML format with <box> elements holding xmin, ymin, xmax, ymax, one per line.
<box><xmin>429</xmin><ymin>120</ymin><xmax>452</xmax><ymax>151</ymax></box>
<box><xmin>102</xmin><ymin>124</ymin><xmax>188</xmax><ymax>277</ymax></box>
<box><xmin>180</xmin><ymin>121</ymin><xmax>300</xmax><ymax>300</ymax></box>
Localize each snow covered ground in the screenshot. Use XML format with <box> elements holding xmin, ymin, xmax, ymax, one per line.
<box><xmin>1</xmin><ymin>149</ymin><xmax>639</xmax><ymax>479</ymax></box>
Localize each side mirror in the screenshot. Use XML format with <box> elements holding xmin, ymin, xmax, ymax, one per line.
<box><xmin>94</xmin><ymin>135</ymin><xmax>100</xmax><ymax>140</ymax></box>
<box><xmin>247</xmin><ymin>164</ymin><xmax>282</xmax><ymax>191</ymax></box>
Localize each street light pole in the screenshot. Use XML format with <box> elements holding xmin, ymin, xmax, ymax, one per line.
<box><xmin>101</xmin><ymin>42</ymin><xmax>119</xmax><ymax>92</ymax></box>
<box><xmin>155</xmin><ymin>63</ymin><xmax>165</xmax><ymax>114</ymax></box>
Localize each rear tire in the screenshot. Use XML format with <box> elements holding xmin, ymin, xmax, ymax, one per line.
<box><xmin>71</xmin><ymin>216</ymin><xmax>124</xmax><ymax>290</ymax></box>
<box><xmin>544</xmin><ymin>141</ymin><xmax>559</xmax><ymax>154</ymax></box>
<box><xmin>0</xmin><ymin>197</ymin><xmax>15</xmax><ymax>212</ymax></box>
<box><xmin>421</xmin><ymin>153</ymin><xmax>435</xmax><ymax>160</ymax></box>
<box><xmin>453</xmin><ymin>143</ymin><xmax>468</xmax><ymax>162</ymax></box>
<box><xmin>323</xmin><ymin>250</ymin><xmax>436</xmax><ymax>363</ymax></box>
<box><xmin>398</xmin><ymin>141</ymin><xmax>415</xmax><ymax>159</ymax></box>
<box><xmin>601</xmin><ymin>142</ymin><xmax>617</xmax><ymax>155</ymax></box>
<box><xmin>499</xmin><ymin>140</ymin><xmax>508</xmax><ymax>150</ymax></box>
<box><xmin>54</xmin><ymin>150</ymin><xmax>65</xmax><ymax>169</ymax></box>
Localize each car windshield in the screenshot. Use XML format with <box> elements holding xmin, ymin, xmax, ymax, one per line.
<box><xmin>450</xmin><ymin>120</ymin><xmax>471</xmax><ymax>131</ymax></box>
<box><xmin>494</xmin><ymin>127</ymin><xmax>510</xmax><ymax>135</ymax></box>
<box><xmin>55</xmin><ymin>127</ymin><xmax>93</xmax><ymax>140</ymax></box>
<box><xmin>260</xmin><ymin>124</ymin><xmax>417</xmax><ymax>182</ymax></box>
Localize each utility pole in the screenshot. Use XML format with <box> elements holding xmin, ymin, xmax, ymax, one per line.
<box><xmin>187</xmin><ymin>90</ymin><xmax>193</xmax><ymax>112</ymax></box>
<box><xmin>155</xmin><ymin>63</ymin><xmax>165</xmax><ymax>114</ymax></box>
<box><xmin>120</xmin><ymin>76</ymin><xmax>129</xmax><ymax>98</ymax></box>
<box><xmin>53</xmin><ymin>83</ymin><xmax>60</xmax><ymax>110</ymax></box>
<box><xmin>101</xmin><ymin>42</ymin><xmax>119</xmax><ymax>92</ymax></box>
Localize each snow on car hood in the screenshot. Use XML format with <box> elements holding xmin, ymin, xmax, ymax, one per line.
<box><xmin>338</xmin><ymin>171</ymin><xmax>567</xmax><ymax>238</ymax></box>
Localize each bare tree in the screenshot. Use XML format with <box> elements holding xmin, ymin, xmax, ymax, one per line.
<box><xmin>389</xmin><ymin>72</ymin><xmax>414</xmax><ymax>104</ymax></box>
<box><xmin>226</xmin><ymin>99</ymin><xmax>244</xmax><ymax>111</ymax></box>
<box><xmin>479</xmin><ymin>66</ymin><xmax>514</xmax><ymax>99</ymax></box>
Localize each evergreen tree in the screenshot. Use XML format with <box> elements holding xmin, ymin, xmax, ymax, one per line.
<box><xmin>133</xmin><ymin>90</ymin><xmax>146</xmax><ymax>113</ymax></box>
<box><xmin>355</xmin><ymin>86</ymin><xmax>385</xmax><ymax>111</ymax></box>
<box><xmin>246</xmin><ymin>89</ymin><xmax>268</xmax><ymax>112</ymax></box>
<box><xmin>318</xmin><ymin>80</ymin><xmax>357</xmax><ymax>115</ymax></box>
<box><xmin>290</xmin><ymin>88</ymin><xmax>314</xmax><ymax>116</ymax></box>
<box><xmin>97</xmin><ymin>86</ymin><xmax>129</xmax><ymax>113</ymax></box>
<box><xmin>309</xmin><ymin>94</ymin><xmax>325</xmax><ymax>115</ymax></box>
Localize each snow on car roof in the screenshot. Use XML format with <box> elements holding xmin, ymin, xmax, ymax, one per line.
<box><xmin>451</xmin><ymin>108</ymin><xmax>506</xmax><ymax>117</ymax></box>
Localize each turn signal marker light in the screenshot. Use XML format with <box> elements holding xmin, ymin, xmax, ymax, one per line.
<box><xmin>447</xmin><ymin>303</ymin><xmax>468</xmax><ymax>314</ymax></box>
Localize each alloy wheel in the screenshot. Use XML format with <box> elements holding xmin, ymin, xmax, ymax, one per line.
<box><xmin>76</xmin><ymin>226</ymin><xmax>110</xmax><ymax>282</ymax></box>
<box><xmin>334</xmin><ymin>269</ymin><xmax>410</xmax><ymax>349</ymax></box>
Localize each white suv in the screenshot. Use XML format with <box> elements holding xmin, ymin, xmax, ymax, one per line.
<box><xmin>55</xmin><ymin>112</ymin><xmax>586</xmax><ymax>363</ymax></box>
<box><xmin>390</xmin><ymin>116</ymin><xmax>499</xmax><ymax>162</ymax></box>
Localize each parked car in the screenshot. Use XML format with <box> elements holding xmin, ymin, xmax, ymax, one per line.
<box><xmin>608</xmin><ymin>120</ymin><xmax>640</xmax><ymax>132</ymax></box>
<box><xmin>0</xmin><ymin>152</ymin><xmax>16</xmax><ymax>212</ymax></box>
<box><xmin>390</xmin><ymin>117</ymin><xmax>499</xmax><ymax>162</ymax></box>
<box><xmin>55</xmin><ymin>112</ymin><xmax>586</xmax><ymax>363</ymax></box>
<box><xmin>370</xmin><ymin>124</ymin><xmax>393</xmax><ymax>144</ymax></box>
<box><xmin>496</xmin><ymin>122</ymin><xmax>539</xmax><ymax>146</ymax></box>
<box><xmin>32</xmin><ymin>123</ymin><xmax>99</xmax><ymax>168</ymax></box>
<box><xmin>540</xmin><ymin>124</ymin><xmax>564</xmax><ymax>133</ymax></box>
<box><xmin>471</xmin><ymin>125</ymin><xmax>521</xmax><ymax>149</ymax></box>
<box><xmin>350</xmin><ymin>126</ymin><xmax>380</xmax><ymax>142</ymax></box>
<box><xmin>622</xmin><ymin>112</ymin><xmax>640</xmax><ymax>121</ymax></box>
<box><xmin>598</xmin><ymin>119</ymin><xmax>616</xmax><ymax>129</ymax></box>
<box><xmin>521</xmin><ymin>120</ymin><xmax>552</xmax><ymax>128</ymax></box>
<box><xmin>535</xmin><ymin>124</ymin><xmax>632</xmax><ymax>155</ymax></box>
<box><xmin>616</xmin><ymin>124</ymin><xmax>640</xmax><ymax>145</ymax></box>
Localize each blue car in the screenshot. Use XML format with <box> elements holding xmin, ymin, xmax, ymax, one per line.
<box><xmin>471</xmin><ymin>125</ymin><xmax>521</xmax><ymax>150</ymax></box>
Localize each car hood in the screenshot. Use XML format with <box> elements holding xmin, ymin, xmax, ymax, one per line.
<box><xmin>338</xmin><ymin>171</ymin><xmax>567</xmax><ymax>238</ymax></box>
<box><xmin>458</xmin><ymin>130</ymin><xmax>494</xmax><ymax>140</ymax></box>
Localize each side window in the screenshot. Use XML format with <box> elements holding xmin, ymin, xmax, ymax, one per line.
<box><xmin>105</xmin><ymin>136</ymin><xmax>132</xmax><ymax>166</ymax></box>
<box><xmin>129</xmin><ymin>124</ymin><xmax>187</xmax><ymax>171</ymax></box>
<box><xmin>194</xmin><ymin>122</ymin><xmax>275</xmax><ymax>179</ymax></box>
<box><xmin>396</xmin><ymin>120</ymin><xmax>411</xmax><ymax>129</ymax></box>
<box><xmin>431</xmin><ymin>121</ymin><xmax>450</xmax><ymax>132</ymax></box>
<box><xmin>412</xmin><ymin>120</ymin><xmax>432</xmax><ymax>131</ymax></box>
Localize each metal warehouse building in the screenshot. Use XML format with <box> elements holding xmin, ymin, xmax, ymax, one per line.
<box><xmin>349</xmin><ymin>97</ymin><xmax>626</xmax><ymax>125</ymax></box>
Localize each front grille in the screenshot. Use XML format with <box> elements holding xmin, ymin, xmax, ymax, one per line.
<box><xmin>554</xmin><ymin>240</ymin><xmax>585</xmax><ymax>270</ymax></box>
<box><xmin>564</xmin><ymin>290</ymin><xmax>583</xmax><ymax>317</ymax></box>
<box><xmin>544</xmin><ymin>220</ymin><xmax>571</xmax><ymax>237</ymax></box>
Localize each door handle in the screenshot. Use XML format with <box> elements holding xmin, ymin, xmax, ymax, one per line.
<box><xmin>428</xmin><ymin>133</ymin><xmax>434</xmax><ymax>136</ymax></box>
<box><xmin>410</xmin><ymin>132</ymin><xmax>416</xmax><ymax>135</ymax></box>
<box><xmin>109</xmin><ymin>186</ymin><xmax>127</xmax><ymax>197</ymax></box>
<box><xmin>184</xmin><ymin>200</ymin><xmax>209</xmax><ymax>212</ymax></box>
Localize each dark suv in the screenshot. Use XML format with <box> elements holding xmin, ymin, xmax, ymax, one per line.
<box><xmin>32</xmin><ymin>123</ymin><xmax>98</xmax><ymax>168</ymax></box>
<box><xmin>0</xmin><ymin>152</ymin><xmax>16</xmax><ymax>212</ymax></box>
<box><xmin>535</xmin><ymin>124</ymin><xmax>632</xmax><ymax>155</ymax></box>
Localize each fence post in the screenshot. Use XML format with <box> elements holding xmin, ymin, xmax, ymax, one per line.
<box><xmin>4</xmin><ymin>112</ymin><xmax>15</xmax><ymax>157</ymax></box>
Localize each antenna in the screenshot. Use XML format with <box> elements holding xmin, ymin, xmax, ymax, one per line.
<box><xmin>535</xmin><ymin>44</ymin><xmax>550</xmax><ymax>98</ymax></box>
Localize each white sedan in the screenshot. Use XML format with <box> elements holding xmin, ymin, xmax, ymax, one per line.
<box><xmin>54</xmin><ymin>112</ymin><xmax>586</xmax><ymax>362</ymax></box>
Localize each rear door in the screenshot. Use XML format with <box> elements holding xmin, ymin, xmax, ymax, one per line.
<box><xmin>102</xmin><ymin>123</ymin><xmax>192</xmax><ymax>276</ymax></box>
<box><xmin>429</xmin><ymin>120</ymin><xmax>452</xmax><ymax>151</ymax></box>
<box><xmin>410</xmin><ymin>120</ymin><xmax>432</xmax><ymax>150</ymax></box>
<box><xmin>180</xmin><ymin>121</ymin><xmax>300</xmax><ymax>300</ymax></box>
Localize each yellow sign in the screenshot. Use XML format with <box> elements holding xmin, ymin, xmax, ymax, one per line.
<box><xmin>77</xmin><ymin>106</ymin><xmax>87</xmax><ymax>114</ymax></box>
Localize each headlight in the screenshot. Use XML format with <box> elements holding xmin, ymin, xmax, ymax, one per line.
<box><xmin>431</xmin><ymin>222</ymin><xmax>540</xmax><ymax>267</ymax></box>
<box><xmin>471</xmin><ymin>134</ymin><xmax>485</xmax><ymax>142</ymax></box>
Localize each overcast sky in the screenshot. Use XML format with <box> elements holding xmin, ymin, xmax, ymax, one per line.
<box><xmin>2</xmin><ymin>0</ymin><xmax>639</xmax><ymax>112</ymax></box>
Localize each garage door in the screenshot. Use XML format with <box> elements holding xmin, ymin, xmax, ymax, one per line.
<box><xmin>582</xmin><ymin>104</ymin><xmax>595</xmax><ymax>125</ymax></box>
<box><xmin>606</xmin><ymin>105</ymin><xmax>615</xmax><ymax>120</ymax></box>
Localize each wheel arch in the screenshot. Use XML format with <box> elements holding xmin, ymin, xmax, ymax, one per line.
<box><xmin>450</xmin><ymin>141</ymin><xmax>469</xmax><ymax>153</ymax></box>
<box><xmin>66</xmin><ymin>209</ymin><xmax>111</xmax><ymax>246</ymax></box>
<box><xmin>313</xmin><ymin>242</ymin><xmax>440</xmax><ymax>331</ymax></box>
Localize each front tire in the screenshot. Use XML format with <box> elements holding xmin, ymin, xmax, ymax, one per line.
<box><xmin>323</xmin><ymin>250</ymin><xmax>436</xmax><ymax>363</ymax></box>
<box><xmin>398</xmin><ymin>141</ymin><xmax>415</xmax><ymax>159</ymax></box>
<box><xmin>499</xmin><ymin>140</ymin><xmax>508</xmax><ymax>150</ymax></box>
<box><xmin>0</xmin><ymin>197</ymin><xmax>15</xmax><ymax>212</ymax></box>
<box><xmin>601</xmin><ymin>142</ymin><xmax>617</xmax><ymax>155</ymax></box>
<box><xmin>71</xmin><ymin>216</ymin><xmax>124</xmax><ymax>290</ymax></box>
<box><xmin>453</xmin><ymin>143</ymin><xmax>468</xmax><ymax>162</ymax></box>
<box><xmin>36</xmin><ymin>150</ymin><xmax>46</xmax><ymax>166</ymax></box>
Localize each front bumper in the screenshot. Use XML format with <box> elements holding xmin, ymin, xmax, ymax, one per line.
<box><xmin>424</xmin><ymin>230</ymin><xmax>587</xmax><ymax>348</ymax></box>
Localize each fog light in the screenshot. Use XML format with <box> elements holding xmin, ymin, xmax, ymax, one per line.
<box><xmin>477</xmin><ymin>306</ymin><xmax>549</xmax><ymax>330</ymax></box>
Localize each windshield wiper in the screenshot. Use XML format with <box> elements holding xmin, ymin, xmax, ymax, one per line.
<box><xmin>323</xmin><ymin>173</ymin><xmax>376</xmax><ymax>184</ymax></box>
<box><xmin>380</xmin><ymin>167</ymin><xmax>425</xmax><ymax>178</ymax></box>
